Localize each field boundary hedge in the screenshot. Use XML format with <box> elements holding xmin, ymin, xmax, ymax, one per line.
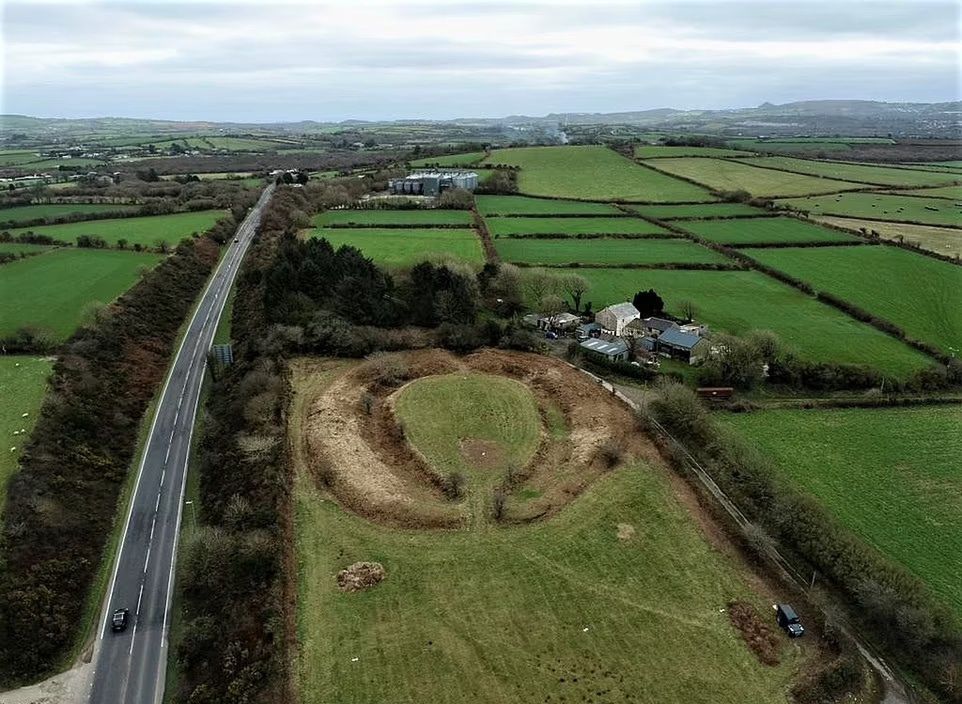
<box><xmin>471</xmin><ymin>208</ymin><xmax>498</xmax><ymax>263</ymax></box>
<box><xmin>510</xmin><ymin>261</ymin><xmax>744</xmax><ymax>271</ymax></box>
<box><xmin>494</xmin><ymin>231</ymin><xmax>679</xmax><ymax>240</ymax></box>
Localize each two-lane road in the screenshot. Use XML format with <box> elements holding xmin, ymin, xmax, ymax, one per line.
<box><xmin>88</xmin><ymin>184</ymin><xmax>274</xmax><ymax>704</ymax></box>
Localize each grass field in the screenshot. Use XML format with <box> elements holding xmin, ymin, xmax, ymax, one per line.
<box><xmin>0</xmin><ymin>150</ymin><xmax>43</xmax><ymax>166</ymax></box>
<box><xmin>733</xmin><ymin>142</ymin><xmax>853</xmax><ymax>154</ymax></box>
<box><xmin>310</xmin><ymin>228</ymin><xmax>483</xmax><ymax>266</ymax></box>
<box><xmin>739</xmin><ymin>156</ymin><xmax>960</xmax><ymax>188</ymax></box>
<box><xmin>0</xmin><ymin>243</ymin><xmax>55</xmax><ymax>255</ymax></box>
<box><xmin>486</xmin><ymin>216</ymin><xmax>669</xmax><ymax>238</ymax></box>
<box><xmin>884</xmin><ymin>185</ymin><xmax>962</xmax><ymax>200</ymax></box>
<box><xmin>722</xmin><ymin>406</ymin><xmax>962</xmax><ymax>617</ymax></box>
<box><xmin>814</xmin><ymin>217</ymin><xmax>962</xmax><ymax>258</ymax></box>
<box><xmin>315</xmin><ymin>210</ymin><xmax>473</xmax><ymax>227</ymax></box>
<box><xmin>629</xmin><ymin>203</ymin><xmax>768</xmax><ymax>219</ymax></box>
<box><xmin>295</xmin><ymin>432</ymin><xmax>801</xmax><ymax>702</ymax></box>
<box><xmin>495</xmin><ymin>238</ymin><xmax>728</xmax><ymax>266</ymax></box>
<box><xmin>646</xmin><ymin>158</ymin><xmax>864</xmax><ymax>197</ymax></box>
<box><xmin>0</xmin><ymin>248</ymin><xmax>161</xmax><ymax>339</ymax></box>
<box><xmin>746</xmin><ymin>246</ymin><xmax>962</xmax><ymax>355</ymax></box>
<box><xmin>633</xmin><ymin>146</ymin><xmax>753</xmax><ymax>158</ymax></box>
<box><xmin>778</xmin><ymin>192</ymin><xmax>962</xmax><ymax>227</ymax></box>
<box><xmin>0</xmin><ymin>203</ymin><xmax>139</xmax><ymax>226</ymax></box>
<box><xmin>409</xmin><ymin>152</ymin><xmax>486</xmax><ymax>167</ymax></box>
<box><xmin>0</xmin><ymin>356</ymin><xmax>53</xmax><ymax>519</ymax></box>
<box><xmin>4</xmin><ymin>210</ymin><xmax>227</xmax><ymax>247</ymax></box>
<box><xmin>485</xmin><ymin>146</ymin><xmax>714</xmax><ymax>202</ymax></box>
<box><xmin>565</xmin><ymin>268</ymin><xmax>931</xmax><ymax>375</ymax></box>
<box><xmin>476</xmin><ymin>195</ymin><xmax>622</xmax><ymax>216</ymax></box>
<box><xmin>679</xmin><ymin>216</ymin><xmax>859</xmax><ymax>245</ymax></box>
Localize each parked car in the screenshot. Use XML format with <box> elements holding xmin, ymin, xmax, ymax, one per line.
<box><xmin>544</xmin><ymin>331</ymin><xmax>558</xmax><ymax>340</ymax></box>
<box><xmin>774</xmin><ymin>603</ymin><xmax>804</xmax><ymax>638</ymax></box>
<box><xmin>111</xmin><ymin>607</ymin><xmax>130</xmax><ymax>632</ymax></box>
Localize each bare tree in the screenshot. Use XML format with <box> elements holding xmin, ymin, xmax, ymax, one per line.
<box><xmin>561</xmin><ymin>273</ymin><xmax>589</xmax><ymax>313</ymax></box>
<box><xmin>680</xmin><ymin>299</ymin><xmax>697</xmax><ymax>322</ymax></box>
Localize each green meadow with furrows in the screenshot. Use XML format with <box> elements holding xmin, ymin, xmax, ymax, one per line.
<box><xmin>739</xmin><ymin>156</ymin><xmax>961</xmax><ymax>187</ymax></box>
<box><xmin>629</xmin><ymin>203</ymin><xmax>767</xmax><ymax>219</ymax></box>
<box><xmin>679</xmin><ymin>216</ymin><xmax>859</xmax><ymax>245</ymax></box>
<box><xmin>476</xmin><ymin>195</ymin><xmax>622</xmax><ymax>216</ymax></box>
<box><xmin>310</xmin><ymin>228</ymin><xmax>483</xmax><ymax>266</ymax></box>
<box><xmin>646</xmin><ymin>158</ymin><xmax>864</xmax><ymax>197</ymax></box>
<box><xmin>495</xmin><ymin>238</ymin><xmax>728</xmax><ymax>266</ymax></box>
<box><xmin>486</xmin><ymin>217</ymin><xmax>670</xmax><ymax>238</ymax></box>
<box><xmin>315</xmin><ymin>209</ymin><xmax>474</xmax><ymax>227</ymax></box>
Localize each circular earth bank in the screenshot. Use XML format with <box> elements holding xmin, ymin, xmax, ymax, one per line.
<box><xmin>303</xmin><ymin>348</ymin><xmax>655</xmax><ymax>529</ymax></box>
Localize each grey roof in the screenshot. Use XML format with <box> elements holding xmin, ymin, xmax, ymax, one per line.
<box><xmin>553</xmin><ymin>312</ymin><xmax>581</xmax><ymax>324</ymax></box>
<box><xmin>578</xmin><ymin>322</ymin><xmax>602</xmax><ymax>331</ymax></box>
<box><xmin>658</xmin><ymin>327</ymin><xmax>704</xmax><ymax>350</ymax></box>
<box><xmin>638</xmin><ymin>336</ymin><xmax>657</xmax><ymax>352</ymax></box>
<box><xmin>599</xmin><ymin>302</ymin><xmax>640</xmax><ymax>321</ymax></box>
<box><xmin>580</xmin><ymin>338</ymin><xmax>629</xmax><ymax>356</ymax></box>
<box><xmin>643</xmin><ymin>317</ymin><xmax>678</xmax><ymax>332</ymax></box>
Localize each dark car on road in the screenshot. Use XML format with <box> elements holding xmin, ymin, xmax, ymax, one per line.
<box><xmin>111</xmin><ymin>608</ymin><xmax>130</xmax><ymax>632</ymax></box>
<box><xmin>775</xmin><ymin>603</ymin><xmax>805</xmax><ymax>638</ymax></box>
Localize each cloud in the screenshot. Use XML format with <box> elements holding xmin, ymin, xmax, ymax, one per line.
<box><xmin>2</xmin><ymin>0</ymin><xmax>958</xmax><ymax>120</ymax></box>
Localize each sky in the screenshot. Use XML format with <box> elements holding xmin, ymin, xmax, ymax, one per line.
<box><xmin>2</xmin><ymin>0</ymin><xmax>960</xmax><ymax>122</ymax></box>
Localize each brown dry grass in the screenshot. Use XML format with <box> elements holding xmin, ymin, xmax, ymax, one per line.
<box><xmin>727</xmin><ymin>600</ymin><xmax>783</xmax><ymax>666</ymax></box>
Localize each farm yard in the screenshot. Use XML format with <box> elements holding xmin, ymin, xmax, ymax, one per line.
<box><xmin>737</xmin><ymin>156</ymin><xmax>961</xmax><ymax>187</ymax></box>
<box><xmin>290</xmin><ymin>353</ymin><xmax>805</xmax><ymax>704</ymax></box>
<box><xmin>310</xmin><ymin>227</ymin><xmax>484</xmax><ymax>266</ymax></box>
<box><xmin>678</xmin><ymin>216</ymin><xmax>859</xmax><ymax>245</ymax></box>
<box><xmin>746</xmin><ymin>245</ymin><xmax>962</xmax><ymax>355</ymax></box>
<box><xmin>3</xmin><ymin>209</ymin><xmax>228</xmax><ymax>247</ymax></box>
<box><xmin>778</xmin><ymin>192</ymin><xmax>962</xmax><ymax>227</ymax></box>
<box><xmin>722</xmin><ymin>406</ymin><xmax>962</xmax><ymax>618</ymax></box>
<box><xmin>0</xmin><ymin>356</ymin><xmax>52</xmax><ymax>519</ymax></box>
<box><xmin>484</xmin><ymin>146</ymin><xmax>714</xmax><ymax>201</ymax></box>
<box><xmin>485</xmin><ymin>216</ymin><xmax>670</xmax><ymax>238</ymax></box>
<box><xmin>814</xmin><ymin>217</ymin><xmax>962</xmax><ymax>258</ymax></box>
<box><xmin>0</xmin><ymin>247</ymin><xmax>161</xmax><ymax>339</ymax></box>
<box><xmin>643</xmin><ymin>157</ymin><xmax>864</xmax><ymax>197</ymax></box>
<box><xmin>494</xmin><ymin>237</ymin><xmax>729</xmax><ymax>266</ymax></box>
<box><xmin>476</xmin><ymin>195</ymin><xmax>622</xmax><ymax>216</ymax></box>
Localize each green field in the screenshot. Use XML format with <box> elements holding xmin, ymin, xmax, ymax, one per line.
<box><xmin>495</xmin><ymin>238</ymin><xmax>728</xmax><ymax>266</ymax></box>
<box><xmin>629</xmin><ymin>203</ymin><xmax>768</xmax><ymax>220</ymax></box>
<box><xmin>0</xmin><ymin>203</ymin><xmax>139</xmax><ymax>226</ymax></box>
<box><xmin>315</xmin><ymin>209</ymin><xmax>473</xmax><ymax>227</ymax></box>
<box><xmin>409</xmin><ymin>151</ymin><xmax>486</xmax><ymax>167</ymax></box>
<box><xmin>0</xmin><ymin>356</ymin><xmax>53</xmax><ymax>518</ymax></box>
<box><xmin>634</xmin><ymin>146</ymin><xmax>753</xmax><ymax>158</ymax></box>
<box><xmin>778</xmin><ymin>192</ymin><xmax>962</xmax><ymax>227</ymax></box>
<box><xmin>0</xmin><ymin>150</ymin><xmax>43</xmax><ymax>167</ymax></box>
<box><xmin>486</xmin><ymin>216</ymin><xmax>669</xmax><ymax>238</ymax></box>
<box><xmin>0</xmin><ymin>243</ymin><xmax>55</xmax><ymax>255</ymax></box>
<box><xmin>814</xmin><ymin>217</ymin><xmax>962</xmax><ymax>258</ymax></box>
<box><xmin>739</xmin><ymin>157</ymin><xmax>960</xmax><ymax>188</ymax></box>
<box><xmin>5</xmin><ymin>210</ymin><xmax>227</xmax><ymax>247</ymax></box>
<box><xmin>722</xmin><ymin>406</ymin><xmax>962</xmax><ymax>617</ymax></box>
<box><xmin>295</xmin><ymin>455</ymin><xmax>801</xmax><ymax>704</ymax></box>
<box><xmin>733</xmin><ymin>142</ymin><xmax>853</xmax><ymax>154</ymax></box>
<box><xmin>485</xmin><ymin>146</ymin><xmax>713</xmax><ymax>202</ymax></box>
<box><xmin>0</xmin><ymin>248</ymin><xmax>161</xmax><ymax>339</ymax></box>
<box><xmin>679</xmin><ymin>216</ymin><xmax>859</xmax><ymax>245</ymax></box>
<box><xmin>476</xmin><ymin>195</ymin><xmax>622</xmax><ymax>216</ymax></box>
<box><xmin>884</xmin><ymin>185</ymin><xmax>962</xmax><ymax>200</ymax></box>
<box><xmin>746</xmin><ymin>246</ymin><xmax>962</xmax><ymax>355</ymax></box>
<box><xmin>646</xmin><ymin>158</ymin><xmax>864</xmax><ymax>197</ymax></box>
<box><xmin>311</xmin><ymin>228</ymin><xmax>483</xmax><ymax>266</ymax></box>
<box><xmin>565</xmin><ymin>268</ymin><xmax>930</xmax><ymax>375</ymax></box>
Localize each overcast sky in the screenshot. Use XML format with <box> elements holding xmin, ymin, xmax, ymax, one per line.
<box><xmin>2</xmin><ymin>0</ymin><xmax>959</xmax><ymax>122</ymax></box>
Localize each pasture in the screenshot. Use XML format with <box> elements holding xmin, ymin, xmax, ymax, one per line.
<box><xmin>409</xmin><ymin>151</ymin><xmax>486</xmax><ymax>167</ymax></box>
<box><xmin>0</xmin><ymin>203</ymin><xmax>139</xmax><ymax>226</ymax></box>
<box><xmin>292</xmin><ymin>360</ymin><xmax>803</xmax><ymax>704</ymax></box>
<box><xmin>885</xmin><ymin>185</ymin><xmax>962</xmax><ymax>200</ymax></box>
<box><xmin>814</xmin><ymin>217</ymin><xmax>962</xmax><ymax>258</ymax></box>
<box><xmin>0</xmin><ymin>248</ymin><xmax>161</xmax><ymax>339</ymax></box>
<box><xmin>722</xmin><ymin>406</ymin><xmax>962</xmax><ymax>617</ymax></box>
<box><xmin>310</xmin><ymin>228</ymin><xmax>483</xmax><ymax>266</ymax></box>
<box><xmin>495</xmin><ymin>238</ymin><xmax>728</xmax><ymax>266</ymax></box>
<box><xmin>315</xmin><ymin>209</ymin><xmax>473</xmax><ymax>227</ymax></box>
<box><xmin>475</xmin><ymin>195</ymin><xmax>621</xmax><ymax>216</ymax></box>
<box><xmin>486</xmin><ymin>216</ymin><xmax>669</xmax><ymax>238</ymax></box>
<box><xmin>679</xmin><ymin>216</ymin><xmax>859</xmax><ymax>245</ymax></box>
<box><xmin>4</xmin><ymin>210</ymin><xmax>227</xmax><ymax>248</ymax></box>
<box><xmin>778</xmin><ymin>192</ymin><xmax>962</xmax><ymax>227</ymax></box>
<box><xmin>0</xmin><ymin>243</ymin><xmax>55</xmax><ymax>255</ymax></box>
<box><xmin>739</xmin><ymin>156</ymin><xmax>960</xmax><ymax>188</ymax></box>
<box><xmin>566</xmin><ymin>268</ymin><xmax>931</xmax><ymax>375</ymax></box>
<box><xmin>633</xmin><ymin>146</ymin><xmax>752</xmax><ymax>158</ymax></box>
<box><xmin>629</xmin><ymin>203</ymin><xmax>767</xmax><ymax>219</ymax></box>
<box><xmin>0</xmin><ymin>356</ymin><xmax>53</xmax><ymax>518</ymax></box>
<box><xmin>485</xmin><ymin>146</ymin><xmax>713</xmax><ymax>202</ymax></box>
<box><xmin>746</xmin><ymin>245</ymin><xmax>962</xmax><ymax>355</ymax></box>
<box><xmin>646</xmin><ymin>158</ymin><xmax>863</xmax><ymax>197</ymax></box>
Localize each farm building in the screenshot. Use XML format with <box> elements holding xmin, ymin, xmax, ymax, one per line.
<box><xmin>523</xmin><ymin>312</ymin><xmax>581</xmax><ymax>333</ymax></box>
<box><xmin>595</xmin><ymin>302</ymin><xmax>640</xmax><ymax>336</ymax></box>
<box><xmin>388</xmin><ymin>170</ymin><xmax>479</xmax><ymax>196</ymax></box>
<box><xmin>680</xmin><ymin>322</ymin><xmax>709</xmax><ymax>337</ymax></box>
<box><xmin>640</xmin><ymin>317</ymin><xmax>678</xmax><ymax>338</ymax></box>
<box><xmin>579</xmin><ymin>337</ymin><xmax>629</xmax><ymax>362</ymax></box>
<box><xmin>576</xmin><ymin>322</ymin><xmax>602</xmax><ymax>340</ymax></box>
<box><xmin>657</xmin><ymin>327</ymin><xmax>709</xmax><ymax>365</ymax></box>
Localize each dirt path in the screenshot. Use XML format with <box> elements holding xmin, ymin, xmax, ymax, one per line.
<box><xmin>0</xmin><ymin>662</ymin><xmax>93</xmax><ymax>704</ymax></box>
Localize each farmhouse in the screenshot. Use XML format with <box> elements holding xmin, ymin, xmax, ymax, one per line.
<box><xmin>389</xmin><ymin>170</ymin><xmax>479</xmax><ymax>196</ymax></box>
<box><xmin>595</xmin><ymin>302</ymin><xmax>640</xmax><ymax>336</ymax></box>
<box><xmin>579</xmin><ymin>337</ymin><xmax>629</xmax><ymax>362</ymax></box>
<box><xmin>657</xmin><ymin>327</ymin><xmax>709</xmax><ymax>364</ymax></box>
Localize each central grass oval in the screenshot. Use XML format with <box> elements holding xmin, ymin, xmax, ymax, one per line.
<box><xmin>394</xmin><ymin>372</ymin><xmax>541</xmax><ymax>479</ymax></box>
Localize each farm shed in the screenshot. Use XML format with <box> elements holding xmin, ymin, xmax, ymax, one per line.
<box><xmin>388</xmin><ymin>170</ymin><xmax>478</xmax><ymax>196</ymax></box>
<box><xmin>544</xmin><ymin>312</ymin><xmax>581</xmax><ymax>332</ymax></box>
<box><xmin>577</xmin><ymin>322</ymin><xmax>602</xmax><ymax>340</ymax></box>
<box><xmin>580</xmin><ymin>337</ymin><xmax>630</xmax><ymax>362</ymax></box>
<box><xmin>595</xmin><ymin>302</ymin><xmax>640</xmax><ymax>336</ymax></box>
<box><xmin>657</xmin><ymin>327</ymin><xmax>709</xmax><ymax>365</ymax></box>
<box><xmin>640</xmin><ymin>316</ymin><xmax>678</xmax><ymax>337</ymax></box>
